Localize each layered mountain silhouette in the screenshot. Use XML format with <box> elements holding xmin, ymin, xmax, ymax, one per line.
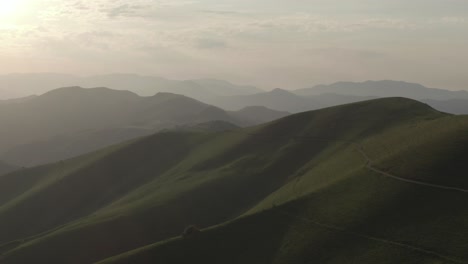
<box><xmin>205</xmin><ymin>89</ymin><xmax>378</xmax><ymax>113</ymax></box>
<box><xmin>0</xmin><ymin>86</ymin><xmax>286</xmax><ymax>166</ymax></box>
<box><xmin>206</xmin><ymin>88</ymin><xmax>325</xmax><ymax>112</ymax></box>
<box><xmin>203</xmin><ymin>80</ymin><xmax>467</xmax><ymax>114</ymax></box>
<box><xmin>295</xmin><ymin>80</ymin><xmax>468</xmax><ymax>100</ymax></box>
<box><xmin>0</xmin><ymin>98</ymin><xmax>467</xmax><ymax>264</ymax></box>
<box><xmin>0</xmin><ymin>73</ymin><xmax>262</xmax><ymax>100</ymax></box>
<box><xmin>422</xmin><ymin>99</ymin><xmax>468</xmax><ymax>115</ymax></box>
<box><xmin>2</xmin><ymin>75</ymin><xmax>466</xmax><ymax>114</ymax></box>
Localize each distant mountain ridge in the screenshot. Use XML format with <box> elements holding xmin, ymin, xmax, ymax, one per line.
<box><xmin>204</xmin><ymin>80</ymin><xmax>468</xmax><ymax>114</ymax></box>
<box><xmin>1</xmin><ymin>75</ymin><xmax>466</xmax><ymax>118</ymax></box>
<box><xmin>295</xmin><ymin>80</ymin><xmax>468</xmax><ymax>100</ymax></box>
<box><xmin>422</xmin><ymin>99</ymin><xmax>468</xmax><ymax>115</ymax></box>
<box><xmin>205</xmin><ymin>88</ymin><xmax>325</xmax><ymax>112</ymax></box>
<box><xmin>203</xmin><ymin>89</ymin><xmax>380</xmax><ymax>113</ymax></box>
<box><xmin>0</xmin><ymin>86</ymin><xmax>287</xmax><ymax>166</ymax></box>
<box><xmin>0</xmin><ymin>73</ymin><xmax>263</xmax><ymax>100</ymax></box>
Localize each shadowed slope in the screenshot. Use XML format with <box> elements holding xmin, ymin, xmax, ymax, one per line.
<box><xmin>99</xmin><ymin>100</ymin><xmax>468</xmax><ymax>264</ymax></box>
<box><xmin>2</xmin><ymin>98</ymin><xmax>467</xmax><ymax>264</ymax></box>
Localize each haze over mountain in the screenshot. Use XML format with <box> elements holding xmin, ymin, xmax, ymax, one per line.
<box><xmin>0</xmin><ymin>86</ymin><xmax>286</xmax><ymax>166</ymax></box>
<box><xmin>422</xmin><ymin>99</ymin><xmax>468</xmax><ymax>115</ymax></box>
<box><xmin>1</xmin><ymin>0</ymin><xmax>467</xmax><ymax>263</ymax></box>
<box><xmin>0</xmin><ymin>73</ymin><xmax>262</xmax><ymax>100</ymax></box>
<box><xmin>207</xmin><ymin>88</ymin><xmax>325</xmax><ymax>112</ymax></box>
<box><xmin>0</xmin><ymin>161</ymin><xmax>17</xmax><ymax>176</ymax></box>
<box><xmin>206</xmin><ymin>89</ymin><xmax>377</xmax><ymax>113</ymax></box>
<box><xmin>203</xmin><ymin>80</ymin><xmax>468</xmax><ymax>114</ymax></box>
<box><xmin>0</xmin><ymin>98</ymin><xmax>467</xmax><ymax>264</ymax></box>
<box><xmin>1</xmin><ymin>74</ymin><xmax>466</xmax><ymax>114</ymax></box>
<box><xmin>293</xmin><ymin>81</ymin><xmax>468</xmax><ymax>114</ymax></box>
<box><xmin>295</xmin><ymin>80</ymin><xmax>468</xmax><ymax>100</ymax></box>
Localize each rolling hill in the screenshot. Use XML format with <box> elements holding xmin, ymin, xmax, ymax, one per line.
<box><xmin>0</xmin><ymin>86</ymin><xmax>287</xmax><ymax>166</ymax></box>
<box><xmin>0</xmin><ymin>97</ymin><xmax>467</xmax><ymax>264</ymax></box>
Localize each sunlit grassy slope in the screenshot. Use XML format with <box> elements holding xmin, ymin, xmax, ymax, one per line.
<box><xmin>1</xmin><ymin>97</ymin><xmax>467</xmax><ymax>264</ymax></box>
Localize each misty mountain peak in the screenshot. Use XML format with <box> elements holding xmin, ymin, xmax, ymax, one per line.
<box><xmin>151</xmin><ymin>92</ymin><xmax>194</xmax><ymax>101</ymax></box>
<box><xmin>269</xmin><ymin>88</ymin><xmax>295</xmax><ymax>96</ymax></box>
<box><xmin>39</xmin><ymin>86</ymin><xmax>139</xmax><ymax>100</ymax></box>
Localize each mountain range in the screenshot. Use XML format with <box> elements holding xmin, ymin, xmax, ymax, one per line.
<box><xmin>205</xmin><ymin>88</ymin><xmax>376</xmax><ymax>113</ymax></box>
<box><xmin>0</xmin><ymin>97</ymin><xmax>467</xmax><ymax>263</ymax></box>
<box><xmin>0</xmin><ymin>86</ymin><xmax>287</xmax><ymax>167</ymax></box>
<box><xmin>201</xmin><ymin>81</ymin><xmax>468</xmax><ymax>114</ymax></box>
<box><xmin>295</xmin><ymin>80</ymin><xmax>468</xmax><ymax>100</ymax></box>
<box><xmin>1</xmin><ymin>74</ymin><xmax>466</xmax><ymax>115</ymax></box>
<box><xmin>0</xmin><ymin>73</ymin><xmax>262</xmax><ymax>100</ymax></box>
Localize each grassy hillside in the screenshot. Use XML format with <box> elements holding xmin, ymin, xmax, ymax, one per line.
<box><xmin>1</xmin><ymin>98</ymin><xmax>467</xmax><ymax>264</ymax></box>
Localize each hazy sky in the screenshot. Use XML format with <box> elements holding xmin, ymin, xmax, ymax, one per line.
<box><xmin>0</xmin><ymin>0</ymin><xmax>467</xmax><ymax>90</ymax></box>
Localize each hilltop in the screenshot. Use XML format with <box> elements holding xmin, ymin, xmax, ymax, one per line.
<box><xmin>0</xmin><ymin>97</ymin><xmax>467</xmax><ymax>263</ymax></box>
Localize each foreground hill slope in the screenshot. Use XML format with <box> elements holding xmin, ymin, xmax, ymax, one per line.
<box><xmin>1</xmin><ymin>98</ymin><xmax>467</xmax><ymax>264</ymax></box>
<box><xmin>99</xmin><ymin>100</ymin><xmax>468</xmax><ymax>264</ymax></box>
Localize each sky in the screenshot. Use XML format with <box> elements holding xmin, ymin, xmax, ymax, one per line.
<box><xmin>0</xmin><ymin>0</ymin><xmax>467</xmax><ymax>90</ymax></box>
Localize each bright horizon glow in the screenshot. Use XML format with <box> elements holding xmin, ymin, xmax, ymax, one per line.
<box><xmin>0</xmin><ymin>0</ymin><xmax>26</xmax><ymax>19</ymax></box>
<box><xmin>0</xmin><ymin>0</ymin><xmax>467</xmax><ymax>90</ymax></box>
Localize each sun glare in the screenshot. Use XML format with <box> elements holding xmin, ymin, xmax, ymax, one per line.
<box><xmin>0</xmin><ymin>0</ymin><xmax>26</xmax><ymax>19</ymax></box>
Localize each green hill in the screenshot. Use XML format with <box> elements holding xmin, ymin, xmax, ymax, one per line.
<box><xmin>0</xmin><ymin>98</ymin><xmax>467</xmax><ymax>264</ymax></box>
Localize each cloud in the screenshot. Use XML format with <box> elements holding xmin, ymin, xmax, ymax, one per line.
<box><xmin>195</xmin><ymin>38</ymin><xmax>227</xmax><ymax>49</ymax></box>
<box><xmin>440</xmin><ymin>16</ymin><xmax>467</xmax><ymax>24</ymax></box>
<box><xmin>102</xmin><ymin>4</ymin><xmax>149</xmax><ymax>18</ymax></box>
<box><xmin>199</xmin><ymin>10</ymin><xmax>245</xmax><ymax>16</ymax></box>
<box><xmin>1</xmin><ymin>0</ymin><xmax>468</xmax><ymax>90</ymax></box>
<box><xmin>96</xmin><ymin>0</ymin><xmax>198</xmax><ymax>19</ymax></box>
